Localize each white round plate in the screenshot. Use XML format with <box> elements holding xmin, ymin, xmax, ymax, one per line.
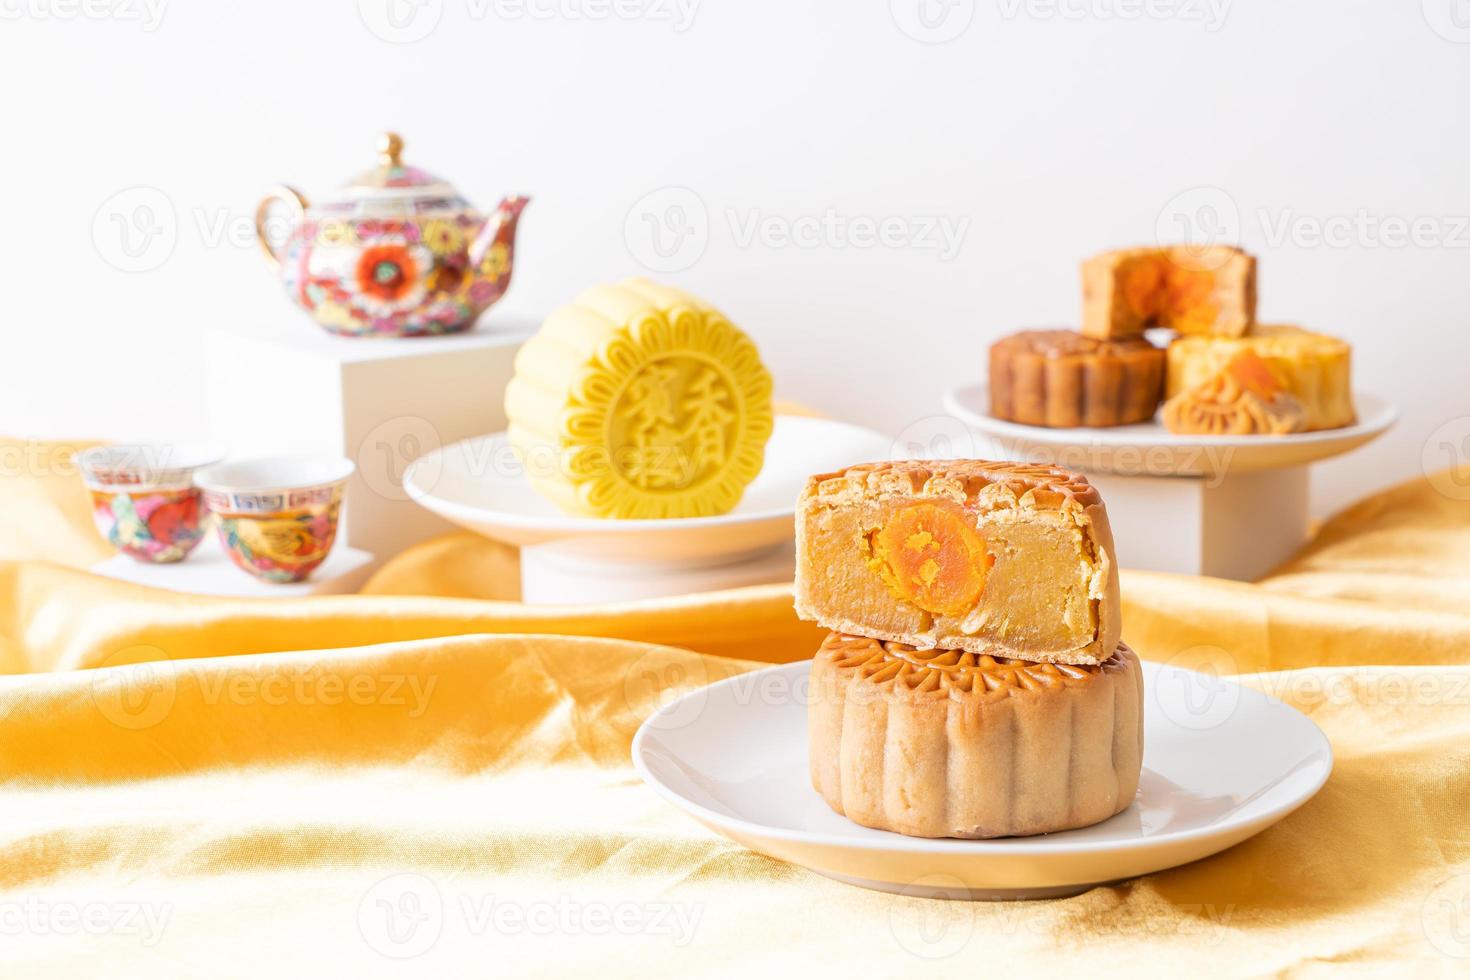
<box><xmin>633</xmin><ymin>659</ymin><xmax>1332</xmax><ymax>900</ymax></box>
<box><xmin>943</xmin><ymin>384</ymin><xmax>1396</xmax><ymax>476</ymax></box>
<box><xmin>403</xmin><ymin>415</ymin><xmax>893</xmax><ymax>562</ymax></box>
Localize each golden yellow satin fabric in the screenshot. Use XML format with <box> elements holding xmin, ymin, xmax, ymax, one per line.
<box><xmin>2</xmin><ymin>435</ymin><xmax>1469</xmax><ymax>975</ymax></box>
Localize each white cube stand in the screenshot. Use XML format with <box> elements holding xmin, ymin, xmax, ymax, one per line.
<box><xmin>1084</xmin><ymin>467</ymin><xmax>1309</xmax><ymax>580</ymax></box>
<box><xmin>204</xmin><ymin>318</ymin><xmax>530</xmax><ymax>567</ymax></box>
<box><xmin>91</xmin><ymin>533</ymin><xmax>376</xmax><ymax>597</ymax></box>
<box><xmin>944</xmin><ymin>384</ymin><xmax>1396</xmax><ymax>582</ymax></box>
<box><xmin>960</xmin><ymin>429</ymin><xmax>1311</xmax><ymax>581</ymax></box>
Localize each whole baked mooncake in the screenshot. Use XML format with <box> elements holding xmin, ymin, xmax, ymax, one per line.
<box><xmin>794</xmin><ymin>460</ymin><xmax>1120</xmax><ymax>665</ymax></box>
<box><xmin>989</xmin><ymin>329</ymin><xmax>1165</xmax><ymax>428</ymax></box>
<box><xmin>809</xmin><ymin>632</ymin><xmax>1143</xmax><ymax>838</ymax></box>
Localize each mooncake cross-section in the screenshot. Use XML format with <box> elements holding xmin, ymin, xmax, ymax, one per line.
<box><xmin>1161</xmin><ymin>349</ymin><xmax>1308</xmax><ymax>436</ymax></box>
<box><xmin>1082</xmin><ymin>244</ymin><xmax>1257</xmax><ymax>339</ymax></box>
<box><xmin>1165</xmin><ymin>324</ymin><xmax>1355</xmax><ymax>432</ymax></box>
<box><xmin>794</xmin><ymin>460</ymin><xmax>1121</xmax><ymax>665</ymax></box>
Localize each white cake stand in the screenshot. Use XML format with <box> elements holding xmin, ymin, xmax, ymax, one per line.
<box><xmin>403</xmin><ymin>416</ymin><xmax>894</xmax><ymax>603</ymax></box>
<box><xmin>942</xmin><ymin>385</ymin><xmax>1397</xmax><ymax>580</ymax></box>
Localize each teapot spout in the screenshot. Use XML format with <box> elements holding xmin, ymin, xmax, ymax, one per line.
<box><xmin>468</xmin><ymin>195</ymin><xmax>530</xmax><ymax>275</ymax></box>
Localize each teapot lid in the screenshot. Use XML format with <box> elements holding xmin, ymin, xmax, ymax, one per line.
<box><xmin>319</xmin><ymin>132</ymin><xmax>468</xmax><ymax>214</ymax></box>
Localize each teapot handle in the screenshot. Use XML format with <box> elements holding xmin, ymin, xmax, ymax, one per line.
<box><xmin>254</xmin><ymin>184</ymin><xmax>309</xmax><ymax>269</ymax></box>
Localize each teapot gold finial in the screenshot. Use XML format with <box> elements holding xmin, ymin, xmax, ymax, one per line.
<box><xmin>378</xmin><ymin>131</ymin><xmax>404</xmax><ymax>168</ymax></box>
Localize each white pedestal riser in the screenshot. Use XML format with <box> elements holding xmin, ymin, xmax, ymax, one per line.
<box><xmin>969</xmin><ymin>433</ymin><xmax>1311</xmax><ymax>581</ymax></box>
<box><xmin>204</xmin><ymin>321</ymin><xmax>529</xmax><ymax>565</ymax></box>
<box><xmin>1086</xmin><ymin>468</ymin><xmax>1309</xmax><ymax>580</ymax></box>
<box><xmin>519</xmin><ymin>542</ymin><xmax>794</xmax><ymax>604</ymax></box>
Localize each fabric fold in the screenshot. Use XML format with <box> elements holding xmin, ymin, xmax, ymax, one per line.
<box><xmin>2</xmin><ymin>441</ymin><xmax>1469</xmax><ymax>973</ymax></box>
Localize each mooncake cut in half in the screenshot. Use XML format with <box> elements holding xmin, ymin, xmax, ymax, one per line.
<box><xmin>504</xmin><ymin>278</ymin><xmax>774</xmax><ymax>519</ymax></box>
<box><xmin>1166</xmin><ymin>324</ymin><xmax>1355</xmax><ymax>432</ymax></box>
<box><xmin>1082</xmin><ymin>245</ymin><xmax>1256</xmax><ymax>339</ymax></box>
<box><xmin>989</xmin><ymin>329</ymin><xmax>1164</xmax><ymax>428</ymax></box>
<box><xmin>809</xmin><ymin>633</ymin><xmax>1143</xmax><ymax>839</ymax></box>
<box><xmin>1162</xmin><ymin>349</ymin><xmax>1306</xmax><ymax>436</ymax></box>
<box><xmin>794</xmin><ymin>460</ymin><xmax>1120</xmax><ymax>665</ymax></box>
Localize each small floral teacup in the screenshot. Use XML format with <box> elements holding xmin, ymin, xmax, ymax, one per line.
<box><xmin>194</xmin><ymin>457</ymin><xmax>354</xmax><ymax>583</ymax></box>
<box><xmin>76</xmin><ymin>444</ymin><xmax>223</xmax><ymax>563</ymax></box>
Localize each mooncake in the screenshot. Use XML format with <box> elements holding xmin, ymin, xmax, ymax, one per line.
<box><xmin>809</xmin><ymin>632</ymin><xmax>1143</xmax><ymax>838</ymax></box>
<box><xmin>1166</xmin><ymin>325</ymin><xmax>1355</xmax><ymax>432</ymax></box>
<box><xmin>504</xmin><ymin>279</ymin><xmax>774</xmax><ymax>519</ymax></box>
<box><xmin>1162</xmin><ymin>349</ymin><xmax>1307</xmax><ymax>436</ymax></box>
<box><xmin>794</xmin><ymin>460</ymin><xmax>1120</xmax><ymax>666</ymax></box>
<box><xmin>1082</xmin><ymin>245</ymin><xmax>1256</xmax><ymax>339</ymax></box>
<box><xmin>989</xmin><ymin>329</ymin><xmax>1164</xmax><ymax>428</ymax></box>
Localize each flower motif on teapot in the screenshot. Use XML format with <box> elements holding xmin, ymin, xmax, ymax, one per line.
<box><xmin>282</xmin><ymin>214</ymin><xmax>501</xmax><ymax>337</ymax></box>
<box><xmin>257</xmin><ymin>133</ymin><xmax>528</xmax><ymax>339</ymax></box>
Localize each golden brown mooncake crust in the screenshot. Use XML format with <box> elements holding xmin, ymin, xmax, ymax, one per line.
<box><xmin>794</xmin><ymin>460</ymin><xmax>1121</xmax><ymax>666</ymax></box>
<box><xmin>1081</xmin><ymin>245</ymin><xmax>1257</xmax><ymax>340</ymax></box>
<box><xmin>1165</xmin><ymin>325</ymin><xmax>1356</xmax><ymax>433</ymax></box>
<box><xmin>809</xmin><ymin>633</ymin><xmax>1144</xmax><ymax>839</ymax></box>
<box><xmin>1161</xmin><ymin>350</ymin><xmax>1308</xmax><ymax>436</ymax></box>
<box><xmin>989</xmin><ymin>329</ymin><xmax>1165</xmax><ymax>428</ymax></box>
<box><xmin>803</xmin><ymin>459</ymin><xmax>1105</xmax><ymax>509</ymax></box>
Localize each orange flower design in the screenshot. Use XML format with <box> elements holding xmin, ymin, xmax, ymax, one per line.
<box><xmin>355</xmin><ymin>245</ymin><xmax>419</xmax><ymax>302</ymax></box>
<box><xmin>479</xmin><ymin>242</ymin><xmax>510</xmax><ymax>280</ymax></box>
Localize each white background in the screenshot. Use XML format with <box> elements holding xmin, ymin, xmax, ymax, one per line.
<box><xmin>3</xmin><ymin>0</ymin><xmax>1466</xmax><ymax>518</ymax></box>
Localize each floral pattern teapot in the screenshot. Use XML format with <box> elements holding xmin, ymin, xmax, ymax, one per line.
<box><xmin>255</xmin><ymin>133</ymin><xmax>529</xmax><ymax>337</ymax></box>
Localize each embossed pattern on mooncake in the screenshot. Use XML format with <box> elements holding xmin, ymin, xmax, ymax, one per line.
<box><xmin>1165</xmin><ymin>324</ymin><xmax>1355</xmax><ymax>432</ymax></box>
<box><xmin>504</xmin><ymin>279</ymin><xmax>774</xmax><ymax>519</ymax></box>
<box><xmin>1162</xmin><ymin>349</ymin><xmax>1308</xmax><ymax>436</ymax></box>
<box><xmin>808</xmin><ymin>632</ymin><xmax>1144</xmax><ymax>838</ymax></box>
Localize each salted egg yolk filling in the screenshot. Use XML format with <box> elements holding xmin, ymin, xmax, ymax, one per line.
<box><xmin>866</xmin><ymin>501</ymin><xmax>1098</xmax><ymax>655</ymax></box>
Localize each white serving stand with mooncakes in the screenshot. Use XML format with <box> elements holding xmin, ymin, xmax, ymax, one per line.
<box><xmin>942</xmin><ymin>385</ymin><xmax>1397</xmax><ymax>580</ymax></box>
<box><xmin>403</xmin><ymin>416</ymin><xmax>893</xmax><ymax>603</ymax></box>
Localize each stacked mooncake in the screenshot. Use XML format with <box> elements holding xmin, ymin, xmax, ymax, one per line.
<box><xmin>795</xmin><ymin>459</ymin><xmax>1143</xmax><ymax>839</ymax></box>
<box><xmin>988</xmin><ymin>245</ymin><xmax>1354</xmax><ymax>436</ymax></box>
